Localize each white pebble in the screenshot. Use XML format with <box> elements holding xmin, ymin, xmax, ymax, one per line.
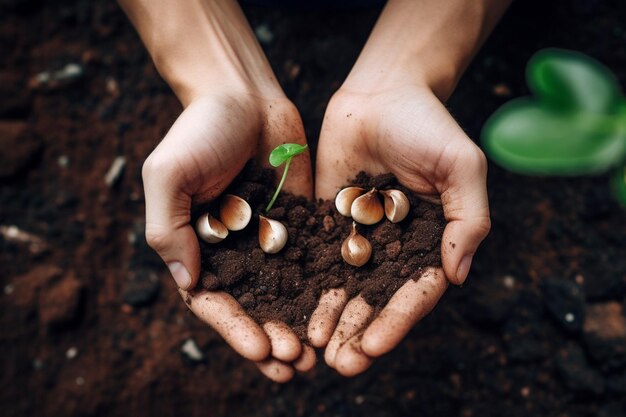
<box><xmin>255</xmin><ymin>24</ymin><xmax>274</xmax><ymax>44</ymax></box>
<box><xmin>57</xmin><ymin>155</ymin><xmax>69</xmax><ymax>167</ymax></box>
<box><xmin>564</xmin><ymin>313</ymin><xmax>575</xmax><ymax>323</ymax></box>
<box><xmin>75</xmin><ymin>376</ymin><xmax>85</xmax><ymax>386</ymax></box>
<box><xmin>104</xmin><ymin>156</ymin><xmax>126</xmax><ymax>187</ymax></box>
<box><xmin>66</xmin><ymin>347</ymin><xmax>78</xmax><ymax>359</ymax></box>
<box><xmin>503</xmin><ymin>275</ymin><xmax>515</xmax><ymax>289</ymax></box>
<box><xmin>181</xmin><ymin>338</ymin><xmax>204</xmax><ymax>362</ymax></box>
<box><xmin>4</xmin><ymin>284</ymin><xmax>14</xmax><ymax>295</ymax></box>
<box><xmin>355</xmin><ymin>395</ymin><xmax>365</xmax><ymax>405</ymax></box>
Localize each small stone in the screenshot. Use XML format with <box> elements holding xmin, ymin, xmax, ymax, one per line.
<box><xmin>4</xmin><ymin>284</ymin><xmax>14</xmax><ymax>295</ymax></box>
<box><xmin>503</xmin><ymin>275</ymin><xmax>515</xmax><ymax>289</ymax></box>
<box><xmin>255</xmin><ymin>24</ymin><xmax>274</xmax><ymax>44</ymax></box>
<box><xmin>57</xmin><ymin>155</ymin><xmax>69</xmax><ymax>167</ymax></box>
<box><xmin>104</xmin><ymin>156</ymin><xmax>126</xmax><ymax>187</ymax></box>
<box><xmin>354</xmin><ymin>395</ymin><xmax>365</xmax><ymax>405</ymax></box>
<box><xmin>105</xmin><ymin>77</ymin><xmax>119</xmax><ymax>97</ymax></box>
<box><xmin>492</xmin><ymin>83</ymin><xmax>511</xmax><ymax>97</ymax></box>
<box><xmin>39</xmin><ymin>274</ymin><xmax>83</xmax><ymax>327</ymax></box>
<box><xmin>520</xmin><ymin>386</ymin><xmax>530</xmax><ymax>398</ymax></box>
<box><xmin>66</xmin><ymin>346</ymin><xmax>78</xmax><ymax>359</ymax></box>
<box><xmin>181</xmin><ymin>338</ymin><xmax>204</xmax><ymax>362</ymax></box>
<box><xmin>75</xmin><ymin>376</ymin><xmax>85</xmax><ymax>386</ymax></box>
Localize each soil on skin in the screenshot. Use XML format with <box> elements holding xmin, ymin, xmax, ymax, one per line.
<box><xmin>197</xmin><ymin>163</ymin><xmax>443</xmax><ymax>338</ymax></box>
<box><xmin>2</xmin><ymin>1</ymin><xmax>626</xmax><ymax>416</ymax></box>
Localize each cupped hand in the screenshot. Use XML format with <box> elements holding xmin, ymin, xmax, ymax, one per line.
<box><xmin>142</xmin><ymin>93</ymin><xmax>315</xmax><ymax>382</ymax></box>
<box><xmin>309</xmin><ymin>85</ymin><xmax>491</xmax><ymax>376</ymax></box>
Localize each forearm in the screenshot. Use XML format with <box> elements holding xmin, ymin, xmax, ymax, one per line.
<box><xmin>118</xmin><ymin>0</ymin><xmax>282</xmax><ymax>106</ymax></box>
<box><xmin>343</xmin><ymin>0</ymin><xmax>512</xmax><ymax>100</ymax></box>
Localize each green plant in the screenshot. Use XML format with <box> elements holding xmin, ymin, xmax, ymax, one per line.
<box><xmin>265</xmin><ymin>143</ymin><xmax>308</xmax><ymax>213</ymax></box>
<box><xmin>481</xmin><ymin>48</ymin><xmax>626</xmax><ymax>205</ymax></box>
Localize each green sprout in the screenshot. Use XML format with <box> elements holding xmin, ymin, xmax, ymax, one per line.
<box><xmin>265</xmin><ymin>143</ymin><xmax>308</xmax><ymax>213</ymax></box>
<box><xmin>481</xmin><ymin>48</ymin><xmax>626</xmax><ymax>205</ymax></box>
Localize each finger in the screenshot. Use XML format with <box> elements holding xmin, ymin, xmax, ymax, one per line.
<box><xmin>334</xmin><ymin>334</ymin><xmax>374</xmax><ymax>377</ymax></box>
<box><xmin>324</xmin><ymin>296</ymin><xmax>374</xmax><ymax>369</ymax></box>
<box><xmin>262</xmin><ymin>321</ymin><xmax>302</xmax><ymax>363</ymax></box>
<box><xmin>259</xmin><ymin>99</ymin><xmax>313</xmax><ymax>199</ymax></box>
<box><xmin>143</xmin><ymin>162</ymin><xmax>198</xmax><ymax>289</ymax></box>
<box><xmin>440</xmin><ymin>145</ymin><xmax>491</xmax><ymax>285</ymax></box>
<box><xmin>181</xmin><ymin>288</ymin><xmax>270</xmax><ymax>362</ymax></box>
<box><xmin>361</xmin><ymin>267</ymin><xmax>447</xmax><ymax>357</ymax></box>
<box><xmin>293</xmin><ymin>345</ymin><xmax>317</xmax><ymax>372</ymax></box>
<box><xmin>307</xmin><ymin>288</ymin><xmax>349</xmax><ymax>348</ymax></box>
<box><xmin>256</xmin><ymin>358</ymin><xmax>295</xmax><ymax>383</ymax></box>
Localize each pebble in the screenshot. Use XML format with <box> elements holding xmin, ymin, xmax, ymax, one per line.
<box><xmin>354</xmin><ymin>395</ymin><xmax>365</xmax><ymax>405</ymax></box>
<box><xmin>104</xmin><ymin>156</ymin><xmax>126</xmax><ymax>187</ymax></box>
<box><xmin>30</xmin><ymin>63</ymin><xmax>84</xmax><ymax>90</ymax></box>
<box><xmin>4</xmin><ymin>284</ymin><xmax>14</xmax><ymax>295</ymax></box>
<box><xmin>57</xmin><ymin>155</ymin><xmax>69</xmax><ymax>167</ymax></box>
<box><xmin>66</xmin><ymin>346</ymin><xmax>78</xmax><ymax>359</ymax></box>
<box><xmin>255</xmin><ymin>24</ymin><xmax>274</xmax><ymax>44</ymax></box>
<box><xmin>181</xmin><ymin>338</ymin><xmax>204</xmax><ymax>362</ymax></box>
<box><xmin>75</xmin><ymin>376</ymin><xmax>85</xmax><ymax>386</ymax></box>
<box><xmin>541</xmin><ymin>278</ymin><xmax>585</xmax><ymax>332</ymax></box>
<box><xmin>502</xmin><ymin>275</ymin><xmax>515</xmax><ymax>289</ymax></box>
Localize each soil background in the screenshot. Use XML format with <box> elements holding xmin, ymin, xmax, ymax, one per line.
<box><xmin>1</xmin><ymin>0</ymin><xmax>626</xmax><ymax>416</ymax></box>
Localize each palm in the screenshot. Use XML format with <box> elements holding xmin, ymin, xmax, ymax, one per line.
<box><xmin>143</xmin><ymin>94</ymin><xmax>314</xmax><ymax>382</ymax></box>
<box><xmin>312</xmin><ymin>87</ymin><xmax>490</xmax><ymax>376</ymax></box>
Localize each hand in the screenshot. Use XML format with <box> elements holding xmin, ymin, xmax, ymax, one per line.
<box><xmin>142</xmin><ymin>93</ymin><xmax>315</xmax><ymax>382</ymax></box>
<box><xmin>309</xmin><ymin>85</ymin><xmax>491</xmax><ymax>376</ymax></box>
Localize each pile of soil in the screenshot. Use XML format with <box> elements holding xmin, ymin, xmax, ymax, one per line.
<box><xmin>197</xmin><ymin>162</ymin><xmax>444</xmax><ymax>338</ymax></box>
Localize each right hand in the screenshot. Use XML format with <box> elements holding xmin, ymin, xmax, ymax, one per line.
<box><xmin>141</xmin><ymin>92</ymin><xmax>315</xmax><ymax>382</ymax></box>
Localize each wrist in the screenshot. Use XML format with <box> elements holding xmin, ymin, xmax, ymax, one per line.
<box><xmin>340</xmin><ymin>0</ymin><xmax>511</xmax><ymax>101</ymax></box>
<box><xmin>120</xmin><ymin>0</ymin><xmax>284</xmax><ymax>106</ymax></box>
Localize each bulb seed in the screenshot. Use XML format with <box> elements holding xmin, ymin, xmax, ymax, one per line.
<box><xmin>341</xmin><ymin>222</ymin><xmax>372</xmax><ymax>267</ymax></box>
<box><xmin>196</xmin><ymin>213</ymin><xmax>229</xmax><ymax>244</ymax></box>
<box><xmin>219</xmin><ymin>194</ymin><xmax>252</xmax><ymax>231</ymax></box>
<box><xmin>380</xmin><ymin>189</ymin><xmax>410</xmax><ymax>223</ymax></box>
<box><xmin>335</xmin><ymin>186</ymin><xmax>365</xmax><ymax>217</ymax></box>
<box><xmin>350</xmin><ymin>188</ymin><xmax>384</xmax><ymax>225</ymax></box>
<box><xmin>258</xmin><ymin>216</ymin><xmax>288</xmax><ymax>254</ymax></box>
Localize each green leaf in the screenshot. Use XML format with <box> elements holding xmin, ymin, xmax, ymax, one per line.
<box><xmin>268</xmin><ymin>143</ymin><xmax>308</xmax><ymax>167</ymax></box>
<box><xmin>482</xmin><ymin>99</ymin><xmax>626</xmax><ymax>175</ymax></box>
<box><xmin>527</xmin><ymin>48</ymin><xmax>622</xmax><ymax>114</ymax></box>
<box><xmin>611</xmin><ymin>164</ymin><xmax>626</xmax><ymax>206</ymax></box>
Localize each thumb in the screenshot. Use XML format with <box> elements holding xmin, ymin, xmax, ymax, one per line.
<box><xmin>439</xmin><ymin>147</ymin><xmax>491</xmax><ymax>286</ymax></box>
<box><xmin>142</xmin><ymin>156</ymin><xmax>200</xmax><ymax>290</ymax></box>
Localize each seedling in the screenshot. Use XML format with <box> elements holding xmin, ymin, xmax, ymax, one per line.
<box><xmin>265</xmin><ymin>143</ymin><xmax>308</xmax><ymax>212</ymax></box>
<box><xmin>481</xmin><ymin>48</ymin><xmax>626</xmax><ymax>205</ymax></box>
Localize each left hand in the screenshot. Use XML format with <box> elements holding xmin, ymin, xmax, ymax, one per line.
<box><xmin>309</xmin><ymin>84</ymin><xmax>491</xmax><ymax>376</ymax></box>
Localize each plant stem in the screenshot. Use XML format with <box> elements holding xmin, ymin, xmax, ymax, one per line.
<box><xmin>265</xmin><ymin>157</ymin><xmax>292</xmax><ymax>213</ymax></box>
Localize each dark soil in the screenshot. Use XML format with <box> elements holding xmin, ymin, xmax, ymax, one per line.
<box><xmin>197</xmin><ymin>163</ymin><xmax>443</xmax><ymax>338</ymax></box>
<box><xmin>2</xmin><ymin>0</ymin><xmax>626</xmax><ymax>417</ymax></box>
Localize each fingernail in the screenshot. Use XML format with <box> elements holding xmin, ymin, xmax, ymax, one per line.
<box><xmin>167</xmin><ymin>262</ymin><xmax>191</xmax><ymax>289</ymax></box>
<box><xmin>456</xmin><ymin>255</ymin><xmax>473</xmax><ymax>284</ymax></box>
